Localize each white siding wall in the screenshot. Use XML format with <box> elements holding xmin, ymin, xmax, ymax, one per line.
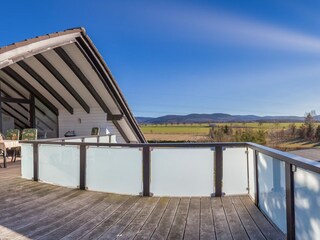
<box><xmin>58</xmin><ymin>108</ymin><xmax>125</xmax><ymax>143</ymax></box>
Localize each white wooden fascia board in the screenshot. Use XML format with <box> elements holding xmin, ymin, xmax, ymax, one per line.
<box><xmin>0</xmin><ymin>33</ymin><xmax>81</xmax><ymax>69</ymax></box>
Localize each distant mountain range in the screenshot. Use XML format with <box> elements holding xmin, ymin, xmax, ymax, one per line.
<box><xmin>136</xmin><ymin>113</ymin><xmax>319</xmax><ymax>124</ymax></box>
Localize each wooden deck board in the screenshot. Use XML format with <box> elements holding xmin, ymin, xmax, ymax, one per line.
<box><xmin>98</xmin><ymin>197</ymin><xmax>149</xmax><ymax>239</ymax></box>
<box><xmin>39</xmin><ymin>193</ymin><xmax>117</xmax><ymax>240</ymax></box>
<box><xmin>150</xmin><ymin>198</ymin><xmax>180</xmax><ymax>240</ymax></box>
<box><xmin>80</xmin><ymin>197</ymin><xmax>140</xmax><ymax>239</ymax></box>
<box><xmin>14</xmin><ymin>191</ymin><xmax>96</xmax><ymax>239</ymax></box>
<box><xmin>211</xmin><ymin>197</ymin><xmax>233</xmax><ymax>240</ymax></box>
<box><xmin>60</xmin><ymin>194</ymin><xmax>130</xmax><ymax>240</ymax></box>
<box><xmin>0</xmin><ymin>161</ymin><xmax>285</xmax><ymax>240</ymax></box>
<box><xmin>134</xmin><ymin>197</ymin><xmax>170</xmax><ymax>240</ymax></box>
<box><xmin>231</xmin><ymin>196</ymin><xmax>266</xmax><ymax>240</ymax></box>
<box><xmin>117</xmin><ymin>197</ymin><xmax>160</xmax><ymax>240</ymax></box>
<box><xmin>29</xmin><ymin>192</ymin><xmax>109</xmax><ymax>239</ymax></box>
<box><xmin>200</xmin><ymin>197</ymin><xmax>215</xmax><ymax>240</ymax></box>
<box><xmin>184</xmin><ymin>198</ymin><xmax>200</xmax><ymax>240</ymax></box>
<box><xmin>221</xmin><ymin>196</ymin><xmax>249</xmax><ymax>240</ymax></box>
<box><xmin>240</xmin><ymin>195</ymin><xmax>285</xmax><ymax>240</ymax></box>
<box><xmin>167</xmin><ymin>198</ymin><xmax>190</xmax><ymax>240</ymax></box>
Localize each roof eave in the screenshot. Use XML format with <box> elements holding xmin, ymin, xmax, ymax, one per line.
<box><xmin>0</xmin><ymin>27</ymin><xmax>146</xmax><ymax>143</ymax></box>
<box><xmin>79</xmin><ymin>31</ymin><xmax>146</xmax><ymax>143</ymax></box>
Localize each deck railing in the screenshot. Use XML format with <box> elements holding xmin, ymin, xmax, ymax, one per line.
<box><xmin>20</xmin><ymin>138</ymin><xmax>320</xmax><ymax>239</ymax></box>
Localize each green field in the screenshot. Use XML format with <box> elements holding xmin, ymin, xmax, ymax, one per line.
<box><xmin>141</xmin><ymin>122</ymin><xmax>320</xmax><ymax>150</ymax></box>
<box><xmin>141</xmin><ymin>124</ymin><xmax>210</xmax><ymax>134</ymax></box>
<box><xmin>140</xmin><ymin>122</ymin><xmax>306</xmax><ymax>135</ymax></box>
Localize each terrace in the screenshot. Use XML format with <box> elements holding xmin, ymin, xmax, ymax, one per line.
<box><xmin>0</xmin><ymin>135</ymin><xmax>313</xmax><ymax>239</ymax></box>
<box><xmin>0</xmin><ymin>28</ymin><xmax>318</xmax><ymax>239</ymax></box>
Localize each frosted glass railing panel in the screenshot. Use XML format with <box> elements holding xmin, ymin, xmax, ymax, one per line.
<box><xmin>248</xmin><ymin>148</ymin><xmax>256</xmax><ymax>200</ymax></box>
<box><xmin>151</xmin><ymin>148</ymin><xmax>214</xmax><ymax>196</ymax></box>
<box><xmin>86</xmin><ymin>147</ymin><xmax>142</xmax><ymax>195</ymax></box>
<box><xmin>64</xmin><ymin>138</ymin><xmax>82</xmax><ymax>142</ymax></box>
<box><xmin>258</xmin><ymin>153</ymin><xmax>286</xmax><ymax>233</ymax></box>
<box><xmin>84</xmin><ymin>137</ymin><xmax>97</xmax><ymax>143</ymax></box>
<box><xmin>295</xmin><ymin>168</ymin><xmax>320</xmax><ymax>240</ymax></box>
<box><xmin>21</xmin><ymin>144</ymin><xmax>34</xmax><ymax>179</ymax></box>
<box><xmin>110</xmin><ymin>135</ymin><xmax>117</xmax><ymax>143</ymax></box>
<box><xmin>38</xmin><ymin>145</ymin><xmax>80</xmax><ymax>188</ymax></box>
<box><xmin>99</xmin><ymin>136</ymin><xmax>110</xmax><ymax>143</ymax></box>
<box><xmin>223</xmin><ymin>147</ymin><xmax>248</xmax><ymax>195</ymax></box>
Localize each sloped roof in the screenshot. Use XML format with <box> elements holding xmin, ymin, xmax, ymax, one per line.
<box><xmin>0</xmin><ymin>27</ymin><xmax>146</xmax><ymax>143</ymax></box>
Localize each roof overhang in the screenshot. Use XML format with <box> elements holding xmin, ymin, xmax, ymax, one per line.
<box><xmin>0</xmin><ymin>28</ymin><xmax>146</xmax><ymax>143</ymax></box>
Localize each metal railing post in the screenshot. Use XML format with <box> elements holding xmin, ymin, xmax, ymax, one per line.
<box><xmin>33</xmin><ymin>143</ymin><xmax>39</xmax><ymax>181</ymax></box>
<box><xmin>142</xmin><ymin>146</ymin><xmax>151</xmax><ymax>196</ymax></box>
<box><xmin>285</xmin><ymin>163</ymin><xmax>295</xmax><ymax>240</ymax></box>
<box><xmin>214</xmin><ymin>146</ymin><xmax>223</xmax><ymax>197</ymax></box>
<box><xmin>79</xmin><ymin>144</ymin><xmax>86</xmax><ymax>190</ymax></box>
<box><xmin>254</xmin><ymin>150</ymin><xmax>259</xmax><ymax>206</ymax></box>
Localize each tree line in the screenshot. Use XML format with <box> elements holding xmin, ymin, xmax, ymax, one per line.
<box><xmin>209</xmin><ymin>111</ymin><xmax>320</xmax><ymax>146</ymax></box>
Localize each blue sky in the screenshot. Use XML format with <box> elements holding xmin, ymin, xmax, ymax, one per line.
<box><xmin>1</xmin><ymin>0</ymin><xmax>320</xmax><ymax>117</ymax></box>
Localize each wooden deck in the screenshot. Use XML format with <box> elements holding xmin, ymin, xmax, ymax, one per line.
<box><xmin>0</xmin><ymin>160</ymin><xmax>285</xmax><ymax>240</ymax></box>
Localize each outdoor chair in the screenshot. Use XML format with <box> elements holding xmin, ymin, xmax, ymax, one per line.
<box><xmin>21</xmin><ymin>128</ymin><xmax>38</xmax><ymax>141</ymax></box>
<box><xmin>6</xmin><ymin>129</ymin><xmax>20</xmax><ymax>140</ymax></box>
<box><xmin>5</xmin><ymin>129</ymin><xmax>20</xmax><ymax>162</ymax></box>
<box><xmin>91</xmin><ymin>127</ymin><xmax>100</xmax><ymax>135</ymax></box>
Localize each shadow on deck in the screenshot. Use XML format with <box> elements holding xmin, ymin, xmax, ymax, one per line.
<box><xmin>0</xmin><ymin>160</ymin><xmax>285</xmax><ymax>239</ymax></box>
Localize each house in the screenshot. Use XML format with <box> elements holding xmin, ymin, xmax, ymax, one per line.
<box><xmin>0</xmin><ymin>27</ymin><xmax>145</xmax><ymax>143</ymax></box>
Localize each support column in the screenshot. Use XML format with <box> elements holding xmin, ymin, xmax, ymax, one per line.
<box><xmin>30</xmin><ymin>95</ymin><xmax>36</xmax><ymax>128</ymax></box>
<box><xmin>285</xmin><ymin>163</ymin><xmax>295</xmax><ymax>240</ymax></box>
<box><xmin>214</xmin><ymin>146</ymin><xmax>223</xmax><ymax>197</ymax></box>
<box><xmin>79</xmin><ymin>145</ymin><xmax>86</xmax><ymax>190</ymax></box>
<box><xmin>33</xmin><ymin>143</ymin><xmax>39</xmax><ymax>181</ymax></box>
<box><xmin>142</xmin><ymin>146</ymin><xmax>151</xmax><ymax>196</ymax></box>
<box><xmin>254</xmin><ymin>150</ymin><xmax>259</xmax><ymax>206</ymax></box>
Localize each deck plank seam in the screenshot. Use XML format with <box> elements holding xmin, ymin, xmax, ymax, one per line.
<box><xmin>230</xmin><ymin>196</ymin><xmax>253</xmax><ymax>240</ymax></box>
<box><xmin>231</xmin><ymin>196</ymin><xmax>266</xmax><ymax>240</ymax></box>
<box><xmin>166</xmin><ymin>198</ymin><xmax>182</xmax><ymax>240</ymax></box>
<box><xmin>116</xmin><ymin>197</ymin><xmax>160</xmax><ymax>239</ymax></box>
<box><xmin>0</xmin><ymin>191</ymin><xmax>87</xmax><ymax>236</ymax></box>
<box><xmin>123</xmin><ymin>197</ymin><xmax>160</xmax><ymax>240</ymax></box>
<box><xmin>105</xmin><ymin>197</ymin><xmax>150</xmax><ymax>239</ymax></box>
<box><xmin>61</xmin><ymin>195</ymin><xmax>131</xmax><ymax>240</ymax></box>
<box><xmin>142</xmin><ymin>198</ymin><xmax>169</xmax><ymax>240</ymax></box>
<box><xmin>200</xmin><ymin>197</ymin><xmax>217</xmax><ymax>239</ymax></box>
<box><xmin>25</xmin><ymin>192</ymin><xmax>106</xmax><ymax>239</ymax></box>
<box><xmin>221</xmin><ymin>197</ymin><xmax>235</xmax><ymax>240</ymax></box>
<box><xmin>210</xmin><ymin>197</ymin><xmax>217</xmax><ymax>240</ymax></box>
<box><xmin>135</xmin><ymin>197</ymin><xmax>161</xmax><ymax>234</ymax></box>
<box><xmin>0</xmin><ymin>188</ymin><xmax>80</xmax><ymax>224</ymax></box>
<box><xmin>165</xmin><ymin>198</ymin><xmax>180</xmax><ymax>240</ymax></box>
<box><xmin>36</xmin><ymin>192</ymin><xmax>110</xmax><ymax>240</ymax></box>
<box><xmin>0</xmin><ymin>185</ymin><xmax>68</xmax><ymax>209</ymax></box>
<box><xmin>133</xmin><ymin>197</ymin><xmax>170</xmax><ymax>240</ymax></box>
<box><xmin>114</xmin><ymin>198</ymin><xmax>157</xmax><ymax>239</ymax></box>
<box><xmin>239</xmin><ymin>196</ymin><xmax>269</xmax><ymax>239</ymax></box>
<box><xmin>150</xmin><ymin>198</ymin><xmax>180</xmax><ymax>240</ymax></box>
<box><xmin>240</xmin><ymin>196</ymin><xmax>285</xmax><ymax>240</ymax></box>
<box><xmin>0</xmin><ymin>189</ymin><xmax>94</xmax><ymax>234</ymax></box>
<box><xmin>42</xmin><ymin>194</ymin><xmax>122</xmax><ymax>240</ymax></box>
<box><xmin>80</xmin><ymin>196</ymin><xmax>140</xmax><ymax>239</ymax></box>
<box><xmin>198</xmin><ymin>197</ymin><xmax>201</xmax><ymax>240</ymax></box>
<box><xmin>96</xmin><ymin>197</ymin><xmax>145</xmax><ymax>239</ymax></box>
